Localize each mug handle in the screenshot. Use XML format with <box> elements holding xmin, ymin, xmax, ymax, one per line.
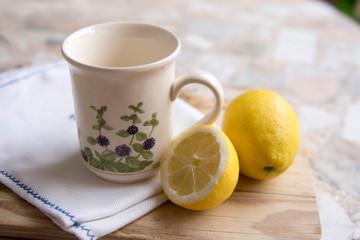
<box><xmin>170</xmin><ymin>70</ymin><xmax>224</xmax><ymax>125</ymax></box>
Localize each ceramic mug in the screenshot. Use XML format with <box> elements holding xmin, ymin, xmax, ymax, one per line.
<box><xmin>62</xmin><ymin>22</ymin><xmax>223</xmax><ymax>183</ymax></box>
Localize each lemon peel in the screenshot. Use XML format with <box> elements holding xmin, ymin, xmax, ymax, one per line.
<box><xmin>161</xmin><ymin>125</ymin><xmax>239</xmax><ymax>210</ymax></box>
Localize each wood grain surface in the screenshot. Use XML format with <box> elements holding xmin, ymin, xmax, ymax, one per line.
<box><xmin>0</xmin><ymin>144</ymin><xmax>321</xmax><ymax>240</ymax></box>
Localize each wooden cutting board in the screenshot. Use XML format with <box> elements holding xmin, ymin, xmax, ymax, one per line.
<box><xmin>0</xmin><ymin>144</ymin><xmax>321</xmax><ymax>239</ymax></box>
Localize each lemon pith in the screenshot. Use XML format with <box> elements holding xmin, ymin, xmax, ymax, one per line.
<box><xmin>222</xmin><ymin>89</ymin><xmax>300</xmax><ymax>180</ymax></box>
<box><xmin>161</xmin><ymin>125</ymin><xmax>239</xmax><ymax>210</ymax></box>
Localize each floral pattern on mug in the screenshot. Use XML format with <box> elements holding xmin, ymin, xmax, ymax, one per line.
<box><xmin>81</xmin><ymin>102</ymin><xmax>160</xmax><ymax>173</ymax></box>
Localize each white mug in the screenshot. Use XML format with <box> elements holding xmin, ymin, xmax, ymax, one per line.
<box><xmin>62</xmin><ymin>22</ymin><xmax>223</xmax><ymax>183</ymax></box>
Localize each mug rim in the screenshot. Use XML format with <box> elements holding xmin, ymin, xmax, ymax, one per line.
<box><xmin>61</xmin><ymin>21</ymin><xmax>181</xmax><ymax>72</ymax></box>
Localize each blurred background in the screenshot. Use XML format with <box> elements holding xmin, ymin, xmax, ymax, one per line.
<box><xmin>323</xmin><ymin>0</ymin><xmax>360</xmax><ymax>20</ymax></box>
<box><xmin>1</xmin><ymin>0</ymin><xmax>360</xmax><ymax>239</ymax></box>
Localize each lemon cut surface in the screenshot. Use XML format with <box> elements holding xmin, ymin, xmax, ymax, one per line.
<box><xmin>161</xmin><ymin>125</ymin><xmax>239</xmax><ymax>211</ymax></box>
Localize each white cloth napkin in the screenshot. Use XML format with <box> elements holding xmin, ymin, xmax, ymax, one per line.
<box><xmin>0</xmin><ymin>61</ymin><xmax>203</xmax><ymax>239</ymax></box>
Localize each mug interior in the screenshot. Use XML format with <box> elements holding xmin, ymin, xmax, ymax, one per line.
<box><xmin>62</xmin><ymin>22</ymin><xmax>180</xmax><ymax>69</ymax></box>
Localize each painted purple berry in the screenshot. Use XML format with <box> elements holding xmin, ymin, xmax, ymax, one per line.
<box><xmin>81</xmin><ymin>150</ymin><xmax>88</xmax><ymax>162</ymax></box>
<box><xmin>115</xmin><ymin>144</ymin><xmax>131</xmax><ymax>157</ymax></box>
<box><xmin>97</xmin><ymin>135</ymin><xmax>110</xmax><ymax>147</ymax></box>
<box><xmin>143</xmin><ymin>137</ymin><xmax>155</xmax><ymax>150</ymax></box>
<box><xmin>127</xmin><ymin>125</ymin><xmax>138</xmax><ymax>135</ymax></box>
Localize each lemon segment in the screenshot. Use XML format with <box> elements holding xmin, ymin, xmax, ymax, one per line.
<box><xmin>161</xmin><ymin>125</ymin><xmax>239</xmax><ymax>211</ymax></box>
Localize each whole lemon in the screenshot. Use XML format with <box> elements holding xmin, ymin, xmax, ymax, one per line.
<box><xmin>222</xmin><ymin>89</ymin><xmax>300</xmax><ymax>180</ymax></box>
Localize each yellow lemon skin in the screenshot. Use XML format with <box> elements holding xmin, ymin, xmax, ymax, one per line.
<box><xmin>181</xmin><ymin>128</ymin><xmax>239</xmax><ymax>210</ymax></box>
<box><xmin>222</xmin><ymin>89</ymin><xmax>300</xmax><ymax>180</ymax></box>
<box><xmin>161</xmin><ymin>125</ymin><xmax>239</xmax><ymax>211</ymax></box>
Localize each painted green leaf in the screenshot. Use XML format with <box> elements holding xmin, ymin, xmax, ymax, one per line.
<box><xmin>121</xmin><ymin>115</ymin><xmax>131</xmax><ymax>121</ymax></box>
<box><xmin>129</xmin><ymin>114</ymin><xmax>142</xmax><ymax>124</ymax></box>
<box><xmin>150</xmin><ymin>118</ymin><xmax>159</xmax><ymax>127</ymax></box>
<box><xmin>92</xmin><ymin>125</ymin><xmax>101</xmax><ymax>130</ymax></box>
<box><xmin>101</xmin><ymin>150</ymin><xmax>117</xmax><ymax>161</ymax></box>
<box><xmin>95</xmin><ymin>150</ymin><xmax>104</xmax><ymax>162</ymax></box>
<box><xmin>116</xmin><ymin>130</ymin><xmax>130</xmax><ymax>137</ymax></box>
<box><xmin>141</xmin><ymin>150</ymin><xmax>153</xmax><ymax>160</ymax></box>
<box><xmin>138</xmin><ymin>160</ymin><xmax>153</xmax><ymax>171</ymax></box>
<box><xmin>128</xmin><ymin>105</ymin><xmax>136</xmax><ymax>111</ymax></box>
<box><xmin>96</xmin><ymin>112</ymin><xmax>102</xmax><ymax>118</ymax></box>
<box><xmin>126</xmin><ymin>156</ymin><xmax>140</xmax><ymax>168</ymax></box>
<box><xmin>113</xmin><ymin>161</ymin><xmax>132</xmax><ymax>172</ymax></box>
<box><xmin>97</xmin><ymin>118</ymin><xmax>106</xmax><ymax>126</ymax></box>
<box><xmin>84</xmin><ymin>147</ymin><xmax>93</xmax><ymax>159</ymax></box>
<box><xmin>143</xmin><ymin>121</ymin><xmax>150</xmax><ymax>126</ymax></box>
<box><xmin>129</xmin><ymin>102</ymin><xmax>145</xmax><ymax>114</ymax></box>
<box><xmin>99</xmin><ymin>106</ymin><xmax>107</xmax><ymax>114</ymax></box>
<box><xmin>152</xmin><ymin>112</ymin><xmax>157</xmax><ymax>118</ymax></box>
<box><xmin>132</xmin><ymin>143</ymin><xmax>143</xmax><ymax>153</ymax></box>
<box><xmin>103</xmin><ymin>124</ymin><xmax>114</xmax><ymax>131</ymax></box>
<box><xmin>89</xmin><ymin>155</ymin><xmax>101</xmax><ymax>168</ymax></box>
<box><xmin>91</xmin><ymin>155</ymin><xmax>119</xmax><ymax>172</ymax></box>
<box><xmin>87</xmin><ymin>136</ymin><xmax>97</xmax><ymax>145</ymax></box>
<box><xmin>90</xmin><ymin>106</ymin><xmax>97</xmax><ymax>111</ymax></box>
<box><xmin>136</xmin><ymin>132</ymin><xmax>147</xmax><ymax>141</ymax></box>
<box><xmin>104</xmin><ymin>163</ymin><xmax>118</xmax><ymax>172</ymax></box>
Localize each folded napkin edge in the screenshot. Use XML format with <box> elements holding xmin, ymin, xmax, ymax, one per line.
<box><xmin>0</xmin><ymin>169</ymin><xmax>96</xmax><ymax>239</ymax></box>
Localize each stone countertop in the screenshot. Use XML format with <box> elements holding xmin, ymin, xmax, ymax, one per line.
<box><xmin>0</xmin><ymin>0</ymin><xmax>359</xmax><ymax>239</ymax></box>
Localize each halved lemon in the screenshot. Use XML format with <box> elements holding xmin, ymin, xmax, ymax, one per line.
<box><xmin>161</xmin><ymin>125</ymin><xmax>239</xmax><ymax>210</ymax></box>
